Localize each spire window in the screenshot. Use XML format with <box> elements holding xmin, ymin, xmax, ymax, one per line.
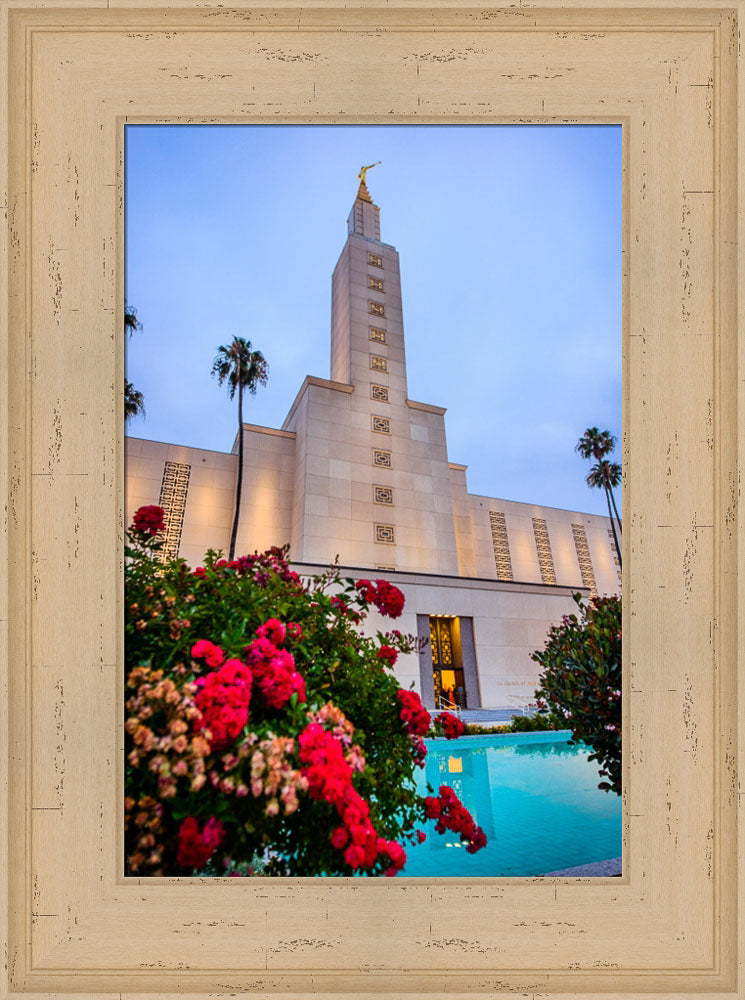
<box><xmin>371</xmin><ymin>415</ymin><xmax>390</xmax><ymax>434</ymax></box>
<box><xmin>375</xmin><ymin>524</ymin><xmax>396</xmax><ymax>544</ymax></box>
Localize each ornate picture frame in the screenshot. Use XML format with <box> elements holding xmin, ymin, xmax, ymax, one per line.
<box><xmin>1</xmin><ymin>2</ymin><xmax>743</xmax><ymax>997</ymax></box>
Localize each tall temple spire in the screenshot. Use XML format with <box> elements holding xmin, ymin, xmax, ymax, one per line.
<box><xmin>331</xmin><ymin>166</ymin><xmax>408</xmax><ymax>397</ymax></box>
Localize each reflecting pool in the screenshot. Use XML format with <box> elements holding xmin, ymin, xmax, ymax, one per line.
<box><xmin>403</xmin><ymin>731</ymin><xmax>622</xmax><ymax>877</ymax></box>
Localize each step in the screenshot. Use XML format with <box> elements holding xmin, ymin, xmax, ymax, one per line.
<box><xmin>432</xmin><ymin>708</ymin><xmax>535</xmax><ymax>724</ymax></box>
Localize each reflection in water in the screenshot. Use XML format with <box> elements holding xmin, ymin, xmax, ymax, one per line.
<box><xmin>405</xmin><ymin>732</ymin><xmax>622</xmax><ymax>877</ymax></box>
<box><xmin>510</xmin><ymin>739</ymin><xmax>582</xmax><ymax>759</ymax></box>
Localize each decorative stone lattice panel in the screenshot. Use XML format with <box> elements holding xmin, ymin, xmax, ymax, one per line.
<box><xmin>369</xmin><ymin>326</ymin><xmax>386</xmax><ymax>343</ymax></box>
<box><xmin>608</xmin><ymin>527</ymin><xmax>622</xmax><ymax>571</ymax></box>
<box><xmin>368</xmin><ymin>276</ymin><xmax>383</xmax><ymax>291</ymax></box>
<box><xmin>368</xmin><ymin>252</ymin><xmax>383</xmax><ymax>267</ymax></box>
<box><xmin>158</xmin><ymin>461</ymin><xmax>191</xmax><ymax>562</ymax></box>
<box><xmin>489</xmin><ymin>511</ymin><xmax>513</xmax><ymax>581</ymax></box>
<box><xmin>375</xmin><ymin>524</ymin><xmax>395</xmax><ymax>544</ymax></box>
<box><xmin>374</xmin><ymin>486</ymin><xmax>393</xmax><ymax>505</ymax></box>
<box><xmin>370</xmin><ymin>354</ymin><xmax>387</xmax><ymax>372</ymax></box>
<box><xmin>572</xmin><ymin>523</ymin><xmax>597</xmax><ymax>595</ymax></box>
<box><xmin>532</xmin><ymin>517</ymin><xmax>556</xmax><ymax>585</ymax></box>
<box><xmin>371</xmin><ymin>415</ymin><xmax>390</xmax><ymax>434</ymax></box>
<box><xmin>610</xmin><ymin>525</ymin><xmax>623</xmax><ymax>583</ymax></box>
<box><xmin>373</xmin><ymin>449</ymin><xmax>391</xmax><ymax>468</ymax></box>
<box><xmin>368</xmin><ymin>300</ymin><xmax>385</xmax><ymax>317</ymax></box>
<box><xmin>370</xmin><ymin>384</ymin><xmax>389</xmax><ymax>402</ymax></box>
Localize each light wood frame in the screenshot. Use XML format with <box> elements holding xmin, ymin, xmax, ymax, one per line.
<box><xmin>1</xmin><ymin>1</ymin><xmax>743</xmax><ymax>997</ymax></box>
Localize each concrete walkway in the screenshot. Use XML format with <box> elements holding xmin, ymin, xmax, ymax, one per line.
<box><xmin>542</xmin><ymin>857</ymin><xmax>622</xmax><ymax>877</ymax></box>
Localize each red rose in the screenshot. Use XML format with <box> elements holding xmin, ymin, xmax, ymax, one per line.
<box><xmin>330</xmin><ymin>827</ymin><xmax>349</xmax><ymax>849</ymax></box>
<box><xmin>377</xmin><ymin>645</ymin><xmax>398</xmax><ymax>667</ymax></box>
<box><xmin>397</xmin><ymin>689</ymin><xmax>431</xmax><ymax>737</ymax></box>
<box><xmin>438</xmin><ymin>711</ymin><xmax>465</xmax><ymax>740</ymax></box>
<box><xmin>193</xmin><ymin>657</ymin><xmax>252</xmax><ymax>752</ymax></box>
<box><xmin>374</xmin><ymin>580</ymin><xmax>405</xmax><ymax>618</ymax></box>
<box><xmin>247</xmin><ymin>642</ymin><xmax>306</xmax><ymax>710</ymax></box>
<box><xmin>298</xmin><ymin>722</ymin><xmax>398</xmax><ymax>873</ymax></box>
<box><xmin>132</xmin><ymin>504</ymin><xmax>165</xmax><ymax>536</ymax></box>
<box><xmin>191</xmin><ymin>639</ymin><xmax>225</xmax><ymax>669</ymax></box>
<box><xmin>256</xmin><ymin>618</ymin><xmax>286</xmax><ymax>645</ymax></box>
<box><xmin>176</xmin><ymin>816</ymin><xmax>225</xmax><ymax>869</ymax></box>
<box><xmin>344</xmin><ymin>845</ymin><xmax>365</xmax><ymax>869</ymax></box>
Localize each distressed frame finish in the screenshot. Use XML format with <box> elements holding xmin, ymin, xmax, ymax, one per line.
<box><xmin>0</xmin><ymin>2</ymin><xmax>743</xmax><ymax>998</ymax></box>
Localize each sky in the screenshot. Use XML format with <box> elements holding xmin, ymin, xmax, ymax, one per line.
<box><xmin>125</xmin><ymin>124</ymin><xmax>621</xmax><ymax>517</ymax></box>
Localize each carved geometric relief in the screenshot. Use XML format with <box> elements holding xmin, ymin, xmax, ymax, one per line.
<box><xmin>373</xmin><ymin>449</ymin><xmax>392</xmax><ymax>468</ymax></box>
<box><xmin>370</xmin><ymin>354</ymin><xmax>388</xmax><ymax>372</ymax></box>
<box><xmin>572</xmin><ymin>523</ymin><xmax>597</xmax><ymax>595</ymax></box>
<box><xmin>369</xmin><ymin>326</ymin><xmax>386</xmax><ymax>343</ymax></box>
<box><xmin>157</xmin><ymin>461</ymin><xmax>191</xmax><ymax>562</ymax></box>
<box><xmin>489</xmin><ymin>510</ymin><xmax>513</xmax><ymax>581</ymax></box>
<box><xmin>375</xmin><ymin>524</ymin><xmax>395</xmax><ymax>544</ymax></box>
<box><xmin>371</xmin><ymin>384</ymin><xmax>389</xmax><ymax>402</ymax></box>
<box><xmin>374</xmin><ymin>485</ymin><xmax>394</xmax><ymax>505</ymax></box>
<box><xmin>368</xmin><ymin>252</ymin><xmax>383</xmax><ymax>267</ymax></box>
<box><xmin>369</xmin><ymin>300</ymin><xmax>385</xmax><ymax>317</ymax></box>
<box><xmin>371</xmin><ymin>415</ymin><xmax>390</xmax><ymax>434</ymax></box>
<box><xmin>532</xmin><ymin>517</ymin><xmax>556</xmax><ymax>585</ymax></box>
<box><xmin>608</xmin><ymin>527</ymin><xmax>621</xmax><ymax>567</ymax></box>
<box><xmin>368</xmin><ymin>276</ymin><xmax>384</xmax><ymax>291</ymax></box>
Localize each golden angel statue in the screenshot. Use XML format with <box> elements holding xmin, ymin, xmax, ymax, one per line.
<box><xmin>358</xmin><ymin>161</ymin><xmax>382</xmax><ymax>184</ymax></box>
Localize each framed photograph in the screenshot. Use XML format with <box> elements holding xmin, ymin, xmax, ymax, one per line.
<box><xmin>123</xmin><ymin>122</ymin><xmax>623</xmax><ymax>883</ymax></box>
<box><xmin>1</xmin><ymin>1</ymin><xmax>742</xmax><ymax>998</ymax></box>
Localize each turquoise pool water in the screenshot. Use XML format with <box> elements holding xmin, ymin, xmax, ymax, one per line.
<box><xmin>403</xmin><ymin>731</ymin><xmax>622</xmax><ymax>877</ymax></box>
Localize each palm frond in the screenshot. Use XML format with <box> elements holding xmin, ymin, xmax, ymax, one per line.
<box><xmin>576</xmin><ymin>426</ymin><xmax>617</xmax><ymax>461</ymax></box>
<box><xmin>211</xmin><ymin>336</ymin><xmax>269</xmax><ymax>399</ymax></box>
<box><xmin>124</xmin><ymin>380</ymin><xmax>145</xmax><ymax>419</ymax></box>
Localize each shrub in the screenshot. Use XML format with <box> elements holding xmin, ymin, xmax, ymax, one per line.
<box><xmin>459</xmin><ymin>723</ymin><xmax>512</xmax><ymax>736</ymax></box>
<box><xmin>454</xmin><ymin>716</ymin><xmax>562</xmax><ymax>737</ymax></box>
<box><xmin>507</xmin><ymin>713</ymin><xmax>557</xmax><ymax>733</ymax></box>
<box><xmin>531</xmin><ymin>593</ymin><xmax>621</xmax><ymax>794</ymax></box>
<box><xmin>124</xmin><ymin>508</ymin><xmax>487</xmax><ymax>876</ymax></box>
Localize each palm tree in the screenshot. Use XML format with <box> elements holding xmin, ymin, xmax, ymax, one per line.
<box><xmin>576</xmin><ymin>427</ymin><xmax>622</xmax><ymax>568</ymax></box>
<box><xmin>124</xmin><ymin>380</ymin><xmax>145</xmax><ymax>420</ymax></box>
<box><xmin>212</xmin><ymin>337</ymin><xmax>269</xmax><ymax>560</ymax></box>
<box><xmin>586</xmin><ymin>461</ymin><xmax>622</xmax><ymax>569</ymax></box>
<box><xmin>125</xmin><ymin>306</ymin><xmax>145</xmax><ymax>420</ymax></box>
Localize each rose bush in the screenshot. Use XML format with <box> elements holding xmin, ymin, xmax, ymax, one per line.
<box><xmin>531</xmin><ymin>592</ymin><xmax>622</xmax><ymax>794</ymax></box>
<box><xmin>125</xmin><ymin>506</ymin><xmax>486</xmax><ymax>876</ymax></box>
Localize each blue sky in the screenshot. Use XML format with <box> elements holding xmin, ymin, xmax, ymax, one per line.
<box><xmin>125</xmin><ymin>124</ymin><xmax>621</xmax><ymax>517</ymax></box>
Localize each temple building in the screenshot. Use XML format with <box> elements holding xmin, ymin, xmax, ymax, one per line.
<box><xmin>125</xmin><ymin>174</ymin><xmax>621</xmax><ymax>712</ymax></box>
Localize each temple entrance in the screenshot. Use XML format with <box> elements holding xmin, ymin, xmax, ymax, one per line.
<box><xmin>429</xmin><ymin>616</ymin><xmax>466</xmax><ymax>709</ymax></box>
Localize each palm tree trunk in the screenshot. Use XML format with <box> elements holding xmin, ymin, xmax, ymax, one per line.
<box><xmin>608</xmin><ymin>485</ymin><xmax>622</xmax><ymax>534</ymax></box>
<box><xmin>604</xmin><ymin>484</ymin><xmax>622</xmax><ymax>571</ymax></box>
<box><xmin>229</xmin><ymin>386</ymin><xmax>243</xmax><ymax>560</ymax></box>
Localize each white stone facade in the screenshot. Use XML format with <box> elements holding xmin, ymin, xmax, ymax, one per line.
<box><xmin>125</xmin><ymin>181</ymin><xmax>620</xmax><ymax>709</ymax></box>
